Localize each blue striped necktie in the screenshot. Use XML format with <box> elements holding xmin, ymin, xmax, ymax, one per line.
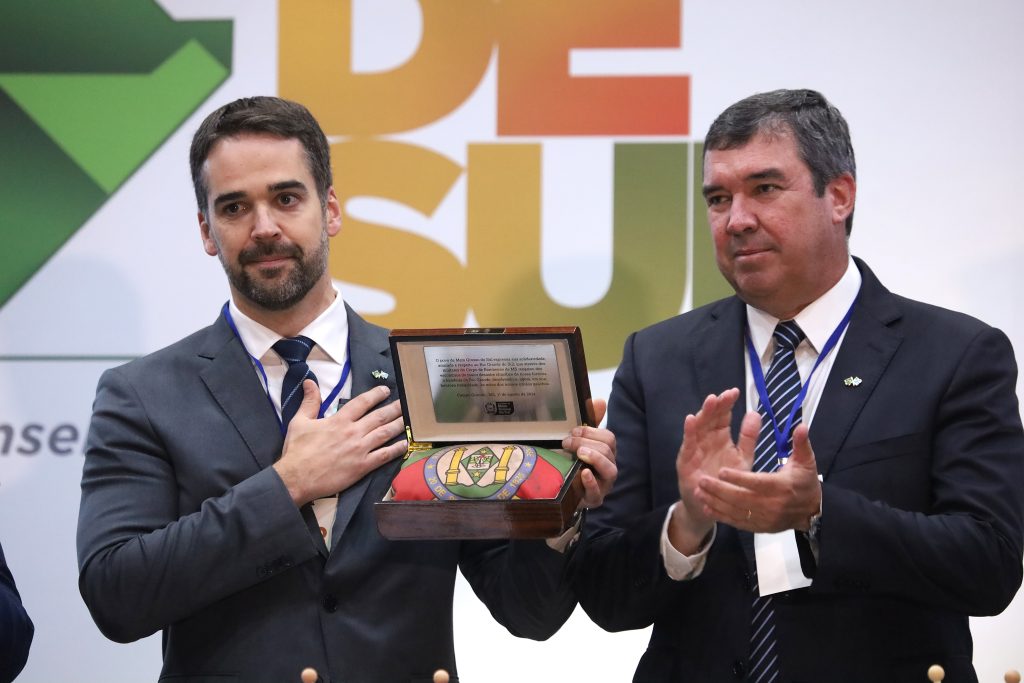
<box><xmin>749</xmin><ymin>320</ymin><xmax>805</xmax><ymax>683</ymax></box>
<box><xmin>273</xmin><ymin>336</ymin><xmax>318</xmax><ymax>430</ymax></box>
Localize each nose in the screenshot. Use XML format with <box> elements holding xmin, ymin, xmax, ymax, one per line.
<box><xmin>251</xmin><ymin>204</ymin><xmax>281</xmax><ymax>240</ymax></box>
<box><xmin>725</xmin><ymin>194</ymin><xmax>758</xmax><ymax>235</ymax></box>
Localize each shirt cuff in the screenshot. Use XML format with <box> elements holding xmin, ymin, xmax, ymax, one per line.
<box><xmin>660</xmin><ymin>502</ymin><xmax>715</xmax><ymax>581</ymax></box>
<box><xmin>546</xmin><ymin>509</ymin><xmax>584</xmax><ymax>553</ymax></box>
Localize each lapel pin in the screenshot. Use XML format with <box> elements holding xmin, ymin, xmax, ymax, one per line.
<box><xmin>843</xmin><ymin>376</ymin><xmax>862</xmax><ymax>387</ymax></box>
<box><xmin>371</xmin><ymin>369</ymin><xmax>389</xmax><ymax>381</ymax></box>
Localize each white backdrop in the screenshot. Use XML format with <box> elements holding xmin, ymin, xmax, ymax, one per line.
<box><xmin>1</xmin><ymin>1</ymin><xmax>1023</xmax><ymax>681</ymax></box>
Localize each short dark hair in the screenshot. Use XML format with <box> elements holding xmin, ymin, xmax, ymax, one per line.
<box><xmin>189</xmin><ymin>96</ymin><xmax>332</xmax><ymax>216</ymax></box>
<box><xmin>704</xmin><ymin>89</ymin><xmax>856</xmax><ymax>235</ymax></box>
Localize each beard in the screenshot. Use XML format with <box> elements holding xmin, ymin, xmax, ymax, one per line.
<box><xmin>218</xmin><ymin>225</ymin><xmax>330</xmax><ymax>312</ymax></box>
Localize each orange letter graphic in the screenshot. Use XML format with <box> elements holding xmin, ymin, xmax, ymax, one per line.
<box><xmin>281</xmin><ymin>0</ymin><xmax>495</xmax><ymax>135</ymax></box>
<box><xmin>496</xmin><ymin>0</ymin><xmax>689</xmax><ymax>135</ymax></box>
<box><xmin>329</xmin><ymin>140</ymin><xmax>467</xmax><ymax>327</ymax></box>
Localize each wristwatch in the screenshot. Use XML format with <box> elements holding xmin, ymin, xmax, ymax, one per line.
<box><xmin>805</xmin><ymin>508</ymin><xmax>822</xmax><ymax>543</ymax></box>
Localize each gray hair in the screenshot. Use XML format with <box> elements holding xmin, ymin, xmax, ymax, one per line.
<box><xmin>704</xmin><ymin>89</ymin><xmax>856</xmax><ymax>235</ymax></box>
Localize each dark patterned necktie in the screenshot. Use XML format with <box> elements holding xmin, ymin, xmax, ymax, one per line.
<box><xmin>273</xmin><ymin>336</ymin><xmax>319</xmax><ymax>430</ymax></box>
<box><xmin>749</xmin><ymin>320</ymin><xmax>805</xmax><ymax>683</ymax></box>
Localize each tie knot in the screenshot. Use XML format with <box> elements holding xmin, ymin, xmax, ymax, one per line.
<box><xmin>273</xmin><ymin>336</ymin><xmax>316</xmax><ymax>366</ymax></box>
<box><xmin>773</xmin><ymin>320</ymin><xmax>805</xmax><ymax>352</ymax></box>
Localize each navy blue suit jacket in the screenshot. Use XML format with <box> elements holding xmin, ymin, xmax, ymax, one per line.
<box><xmin>78</xmin><ymin>305</ymin><xmax>575</xmax><ymax>683</ymax></box>
<box><xmin>574</xmin><ymin>259</ymin><xmax>1024</xmax><ymax>682</ymax></box>
<box><xmin>0</xmin><ymin>541</ymin><xmax>33</xmax><ymax>683</ymax></box>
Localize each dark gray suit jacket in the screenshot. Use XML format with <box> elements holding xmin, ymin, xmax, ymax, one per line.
<box><xmin>0</xmin><ymin>541</ymin><xmax>33</xmax><ymax>683</ymax></box>
<box><xmin>573</xmin><ymin>259</ymin><xmax>1024</xmax><ymax>682</ymax></box>
<box><xmin>77</xmin><ymin>305</ymin><xmax>575</xmax><ymax>683</ymax></box>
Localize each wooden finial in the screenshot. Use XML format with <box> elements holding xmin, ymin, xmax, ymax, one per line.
<box><xmin>1005</xmin><ymin>670</ymin><xmax>1021</xmax><ymax>683</ymax></box>
<box><xmin>433</xmin><ymin>669</ymin><xmax>450</xmax><ymax>683</ymax></box>
<box><xmin>300</xmin><ymin>667</ymin><xmax>319</xmax><ymax>683</ymax></box>
<box><xmin>927</xmin><ymin>664</ymin><xmax>945</xmax><ymax>682</ymax></box>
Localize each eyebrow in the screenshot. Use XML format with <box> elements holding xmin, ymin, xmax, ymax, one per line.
<box><xmin>212</xmin><ymin>190</ymin><xmax>246</xmax><ymax>209</ymax></box>
<box><xmin>268</xmin><ymin>180</ymin><xmax>308</xmax><ymax>194</ymax></box>
<box><xmin>212</xmin><ymin>180</ymin><xmax>309</xmax><ymax>209</ymax></box>
<box><xmin>701</xmin><ymin>184</ymin><xmax>723</xmax><ymax>200</ymax></box>
<box><xmin>702</xmin><ymin>167</ymin><xmax>788</xmax><ymax>199</ymax></box>
<box><xmin>747</xmin><ymin>168</ymin><xmax>787</xmax><ymax>182</ymax></box>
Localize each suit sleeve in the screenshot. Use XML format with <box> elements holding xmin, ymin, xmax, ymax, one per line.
<box><xmin>458</xmin><ymin>538</ymin><xmax>577</xmax><ymax>640</ymax></box>
<box><xmin>0</xmin><ymin>542</ymin><xmax>33</xmax><ymax>683</ymax></box>
<box><xmin>76</xmin><ymin>366</ymin><xmax>319</xmax><ymax>643</ymax></box>
<box><xmin>570</xmin><ymin>332</ymin><xmax>696</xmax><ymax>631</ymax></box>
<box><xmin>813</xmin><ymin>325</ymin><xmax>1024</xmax><ymax>615</ymax></box>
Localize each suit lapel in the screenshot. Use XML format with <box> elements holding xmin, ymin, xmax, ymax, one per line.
<box><xmin>329</xmin><ymin>305</ymin><xmax>399</xmax><ymax>550</ymax></box>
<box><xmin>809</xmin><ymin>259</ymin><xmax>904</xmax><ymax>478</ymax></box>
<box><xmin>198</xmin><ymin>315</ymin><xmax>284</xmax><ymax>472</ymax></box>
<box><xmin>694</xmin><ymin>297</ymin><xmax>748</xmax><ymax>440</ymax></box>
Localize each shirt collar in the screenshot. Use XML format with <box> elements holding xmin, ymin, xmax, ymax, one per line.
<box><xmin>746</xmin><ymin>256</ymin><xmax>862</xmax><ymax>360</ymax></box>
<box><xmin>228</xmin><ymin>289</ymin><xmax>350</xmax><ymax>364</ymax></box>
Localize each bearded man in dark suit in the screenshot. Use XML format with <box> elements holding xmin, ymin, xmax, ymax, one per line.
<box><xmin>77</xmin><ymin>96</ymin><xmax>616</xmax><ymax>683</ymax></box>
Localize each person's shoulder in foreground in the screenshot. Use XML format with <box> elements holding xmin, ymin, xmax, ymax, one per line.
<box><xmin>0</xmin><ymin>540</ymin><xmax>34</xmax><ymax>683</ymax></box>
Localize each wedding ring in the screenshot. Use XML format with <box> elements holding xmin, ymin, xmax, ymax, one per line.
<box><xmin>746</xmin><ymin>509</ymin><xmax>752</xmax><ymax>521</ymax></box>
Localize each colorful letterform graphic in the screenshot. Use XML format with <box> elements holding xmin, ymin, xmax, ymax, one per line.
<box><xmin>281</xmin><ymin>1</ymin><xmax>730</xmax><ymax>369</ymax></box>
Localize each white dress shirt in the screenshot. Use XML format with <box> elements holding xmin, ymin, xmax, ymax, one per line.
<box><xmin>229</xmin><ymin>289</ymin><xmax>352</xmax><ymax>550</ymax></box>
<box><xmin>661</xmin><ymin>257</ymin><xmax>862</xmax><ymax>580</ymax></box>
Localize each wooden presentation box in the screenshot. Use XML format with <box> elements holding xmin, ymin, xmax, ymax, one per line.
<box><xmin>375</xmin><ymin>327</ymin><xmax>596</xmax><ymax>540</ymax></box>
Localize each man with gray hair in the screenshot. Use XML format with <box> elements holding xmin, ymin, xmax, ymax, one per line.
<box><xmin>573</xmin><ymin>89</ymin><xmax>1024</xmax><ymax>682</ymax></box>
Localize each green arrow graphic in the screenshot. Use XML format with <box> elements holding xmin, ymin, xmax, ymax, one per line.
<box><xmin>2</xmin><ymin>41</ymin><xmax>227</xmax><ymax>193</ymax></box>
<box><xmin>0</xmin><ymin>2</ymin><xmax>232</xmax><ymax>307</ymax></box>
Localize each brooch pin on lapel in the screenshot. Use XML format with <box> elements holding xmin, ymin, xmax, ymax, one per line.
<box><xmin>843</xmin><ymin>376</ymin><xmax>863</xmax><ymax>387</ymax></box>
<box><xmin>371</xmin><ymin>369</ymin><xmax>389</xmax><ymax>381</ymax></box>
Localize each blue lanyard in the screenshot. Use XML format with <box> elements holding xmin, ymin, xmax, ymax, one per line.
<box><xmin>744</xmin><ymin>299</ymin><xmax>856</xmax><ymax>463</ymax></box>
<box><xmin>221</xmin><ymin>302</ymin><xmax>351</xmax><ymax>434</ymax></box>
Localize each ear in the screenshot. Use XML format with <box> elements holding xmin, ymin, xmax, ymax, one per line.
<box><xmin>827</xmin><ymin>173</ymin><xmax>856</xmax><ymax>226</ymax></box>
<box><xmin>324</xmin><ymin>186</ymin><xmax>342</xmax><ymax>237</ymax></box>
<box><xmin>199</xmin><ymin>212</ymin><xmax>219</xmax><ymax>256</ymax></box>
